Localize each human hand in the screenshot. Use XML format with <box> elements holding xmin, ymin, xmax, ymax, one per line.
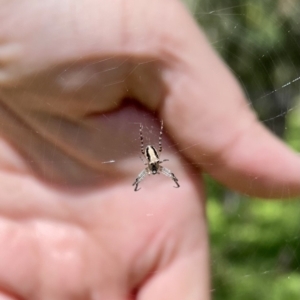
<box><xmin>0</xmin><ymin>0</ymin><xmax>299</xmax><ymax>299</ymax></box>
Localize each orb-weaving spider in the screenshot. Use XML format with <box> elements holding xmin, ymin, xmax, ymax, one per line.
<box><xmin>132</xmin><ymin>121</ymin><xmax>180</xmax><ymax>191</ymax></box>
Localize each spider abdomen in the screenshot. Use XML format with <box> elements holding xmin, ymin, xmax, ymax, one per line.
<box><xmin>145</xmin><ymin>145</ymin><xmax>159</xmax><ymax>164</ymax></box>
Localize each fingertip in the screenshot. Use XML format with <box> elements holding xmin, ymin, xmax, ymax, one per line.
<box><xmin>206</xmin><ymin>122</ymin><xmax>300</xmax><ymax>198</ymax></box>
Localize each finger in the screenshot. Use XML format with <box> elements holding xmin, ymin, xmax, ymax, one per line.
<box><xmin>158</xmin><ymin>0</ymin><xmax>300</xmax><ymax>198</ymax></box>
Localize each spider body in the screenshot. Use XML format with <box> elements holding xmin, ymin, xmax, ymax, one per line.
<box><xmin>132</xmin><ymin>121</ymin><xmax>180</xmax><ymax>191</ymax></box>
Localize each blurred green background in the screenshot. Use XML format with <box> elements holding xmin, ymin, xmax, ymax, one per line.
<box><xmin>182</xmin><ymin>0</ymin><xmax>300</xmax><ymax>299</ymax></box>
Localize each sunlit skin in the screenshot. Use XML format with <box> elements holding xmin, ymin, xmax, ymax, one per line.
<box><xmin>0</xmin><ymin>0</ymin><xmax>300</xmax><ymax>299</ymax></box>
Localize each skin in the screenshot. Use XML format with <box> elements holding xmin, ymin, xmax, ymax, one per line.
<box><xmin>0</xmin><ymin>0</ymin><xmax>299</xmax><ymax>299</ymax></box>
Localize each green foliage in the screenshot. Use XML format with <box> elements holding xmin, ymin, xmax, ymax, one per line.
<box><xmin>184</xmin><ymin>0</ymin><xmax>300</xmax><ymax>136</ymax></box>
<box><xmin>206</xmin><ymin>179</ymin><xmax>300</xmax><ymax>300</ymax></box>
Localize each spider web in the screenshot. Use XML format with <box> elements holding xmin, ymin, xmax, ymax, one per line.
<box><xmin>183</xmin><ymin>1</ymin><xmax>300</xmax><ymax>299</ymax></box>
<box><xmin>6</xmin><ymin>1</ymin><xmax>298</xmax><ymax>298</ymax></box>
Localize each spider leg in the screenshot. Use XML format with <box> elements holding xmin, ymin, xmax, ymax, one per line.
<box><xmin>158</xmin><ymin>120</ymin><xmax>163</xmax><ymax>153</ymax></box>
<box><xmin>159</xmin><ymin>159</ymin><xmax>169</xmax><ymax>163</ymax></box>
<box><xmin>132</xmin><ymin>169</ymin><xmax>148</xmax><ymax>191</ymax></box>
<box><xmin>139</xmin><ymin>124</ymin><xmax>145</xmax><ymax>155</ymax></box>
<box><xmin>159</xmin><ymin>166</ymin><xmax>180</xmax><ymax>188</ymax></box>
<box><xmin>139</xmin><ymin>155</ymin><xmax>148</xmax><ymax>165</ymax></box>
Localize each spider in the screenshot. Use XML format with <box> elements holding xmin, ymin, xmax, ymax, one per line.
<box><xmin>132</xmin><ymin>120</ymin><xmax>180</xmax><ymax>191</ymax></box>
